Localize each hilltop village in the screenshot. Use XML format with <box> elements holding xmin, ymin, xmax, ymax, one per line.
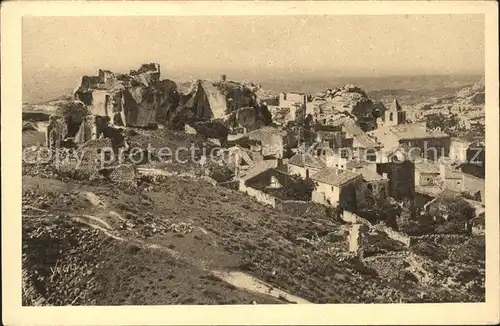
<box><xmin>65</xmin><ymin>63</ymin><xmax>485</xmax><ymax>214</ymax></box>
<box><xmin>22</xmin><ymin>63</ymin><xmax>486</xmax><ymax>305</ymax></box>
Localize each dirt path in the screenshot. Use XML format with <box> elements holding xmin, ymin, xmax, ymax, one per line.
<box><xmin>25</xmin><ymin>197</ymin><xmax>311</xmax><ymax>304</ymax></box>
<box><xmin>212</xmin><ymin>271</ymin><xmax>312</xmax><ymax>304</ymax></box>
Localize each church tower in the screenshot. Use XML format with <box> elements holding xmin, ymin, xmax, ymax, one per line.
<box><xmin>384</xmin><ymin>99</ymin><xmax>407</xmax><ymax>126</ymax></box>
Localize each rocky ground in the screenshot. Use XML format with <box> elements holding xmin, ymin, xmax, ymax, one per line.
<box><xmin>22</xmin><ymin>127</ymin><xmax>485</xmax><ymax>305</ymax></box>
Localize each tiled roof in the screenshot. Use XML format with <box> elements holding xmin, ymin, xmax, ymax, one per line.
<box><xmin>345</xmin><ymin>160</ymin><xmax>371</xmax><ymax>169</ymax></box>
<box><xmin>415</xmin><ymin>185</ymin><xmax>443</xmax><ymax>197</ymax></box>
<box><xmin>311</xmin><ymin>167</ymin><xmax>361</xmax><ymax>187</ymax></box>
<box><xmin>415</xmin><ymin>161</ymin><xmax>464</xmax><ymax>179</ymax></box>
<box><xmin>288</xmin><ymin>153</ymin><xmax>326</xmax><ymax>169</ymax></box>
<box><xmin>389</xmin><ymin>123</ymin><xmax>448</xmax><ymax>140</ymax></box>
<box><xmin>462</xmin><ymin>173</ymin><xmax>485</xmax><ymax>193</ymax></box>
<box><xmin>246</xmin><ymin>126</ymin><xmax>285</xmax><ymax>141</ymax></box>
<box><xmin>240</xmin><ymin>159</ymin><xmax>278</xmax><ymax>181</ymax></box>
<box><xmin>443</xmin><ymin>168</ymin><xmax>463</xmax><ymax>179</ymax></box>
<box><xmin>415</xmin><ymin>161</ymin><xmax>441</xmax><ymax>174</ymax></box>
<box><xmin>357</xmin><ymin>166</ymin><xmax>384</xmax><ymax>181</ymax></box>
<box><xmin>329</xmin><ymin>117</ymin><xmax>379</xmax><ymax>149</ymax></box>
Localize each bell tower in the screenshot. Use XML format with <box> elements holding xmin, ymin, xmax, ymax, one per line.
<box><xmin>384</xmin><ymin>99</ymin><xmax>407</xmax><ymax>126</ymax></box>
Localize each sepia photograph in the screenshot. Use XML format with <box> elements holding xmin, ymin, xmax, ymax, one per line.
<box><xmin>2</xmin><ymin>1</ymin><xmax>499</xmax><ymax>325</ymax></box>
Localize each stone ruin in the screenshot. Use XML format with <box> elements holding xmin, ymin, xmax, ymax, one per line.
<box><xmin>73</xmin><ymin>64</ymin><xmax>273</xmax><ymax>134</ymax></box>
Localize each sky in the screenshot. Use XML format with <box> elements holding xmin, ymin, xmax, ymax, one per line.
<box><xmin>22</xmin><ymin>14</ymin><xmax>484</xmax><ymax>102</ymax></box>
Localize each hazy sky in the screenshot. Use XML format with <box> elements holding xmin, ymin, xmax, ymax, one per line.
<box><xmin>23</xmin><ymin>14</ymin><xmax>484</xmax><ymax>80</ymax></box>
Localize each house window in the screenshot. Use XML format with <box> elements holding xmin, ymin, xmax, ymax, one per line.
<box><xmin>331</xmin><ymin>186</ymin><xmax>334</xmax><ymax>191</ymax></box>
<box><xmin>366</xmin><ymin>149</ymin><xmax>377</xmax><ymax>162</ymax></box>
<box><xmin>389</xmin><ymin>112</ymin><xmax>394</xmax><ymax>121</ymax></box>
<box><xmin>340</xmin><ymin>149</ymin><xmax>348</xmax><ymax>158</ymax></box>
<box><xmin>306</xmin><ymin>169</ymin><xmax>310</xmax><ymax>178</ymax></box>
<box><xmin>283</xmin><ymin>93</ymin><xmax>287</xmax><ymax>101</ymax></box>
<box><xmin>367</xmin><ymin>184</ymin><xmax>373</xmax><ymax>192</ymax></box>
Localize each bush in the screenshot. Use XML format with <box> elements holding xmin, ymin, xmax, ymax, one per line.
<box><xmin>434</xmin><ymin>220</ymin><xmax>468</xmax><ymax>235</ymax></box>
<box><xmin>264</xmin><ymin>174</ymin><xmax>315</xmax><ymax>201</ymax></box>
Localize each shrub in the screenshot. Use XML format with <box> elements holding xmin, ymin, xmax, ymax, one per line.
<box><xmin>261</xmin><ymin>174</ymin><xmax>315</xmax><ymax>201</ymax></box>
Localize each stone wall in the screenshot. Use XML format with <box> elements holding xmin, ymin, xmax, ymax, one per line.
<box><xmin>311</xmin><ymin>190</ymin><xmax>328</xmax><ymax>205</ymax></box>
<box><xmin>276</xmin><ymin>199</ymin><xmax>325</xmax><ymax>217</ymax></box>
<box><xmin>239</xmin><ymin>182</ymin><xmax>277</xmax><ymax>208</ymax></box>
<box><xmin>341</xmin><ymin>210</ymin><xmax>372</xmax><ymax>226</ymax></box>
<box><xmin>374</xmin><ymin>224</ymin><xmax>411</xmax><ymax>247</ymax></box>
<box><xmin>409</xmin><ymin>234</ymin><xmax>470</xmax><ymax>246</ymax></box>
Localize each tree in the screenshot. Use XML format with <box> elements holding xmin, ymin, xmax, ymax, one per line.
<box><xmin>264</xmin><ymin>174</ymin><xmax>316</xmax><ymax>201</ymax></box>
<box><xmin>358</xmin><ymin>196</ymin><xmax>402</xmax><ymax>227</ymax></box>
<box><xmin>282</xmin><ymin>174</ymin><xmax>316</xmax><ymax>201</ymax></box>
<box><xmin>304</xmin><ymin>114</ymin><xmax>313</xmax><ymax>129</ymax></box>
<box><xmin>426</xmin><ymin>113</ymin><xmax>460</xmax><ymax>136</ymax></box>
<box><xmin>428</xmin><ymin>194</ymin><xmax>476</xmax><ymax>234</ymax></box>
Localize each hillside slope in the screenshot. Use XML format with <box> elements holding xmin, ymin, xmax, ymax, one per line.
<box><xmin>22</xmin><ymin>155</ymin><xmax>485</xmax><ymax>304</ymax></box>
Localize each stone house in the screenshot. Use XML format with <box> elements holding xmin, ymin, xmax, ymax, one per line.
<box><xmin>244</xmin><ymin>166</ymin><xmax>292</xmax><ymax>191</ymax></box>
<box><xmin>414</xmin><ymin>160</ymin><xmax>485</xmax><ymax>202</ymax></box>
<box><xmin>226</xmin><ymin>145</ymin><xmax>264</xmax><ymax>176</ymax></box>
<box><xmin>316</xmin><ymin>147</ymin><xmax>349</xmax><ymax>169</ymax></box>
<box><xmin>439</xmin><ymin>164</ymin><xmax>464</xmax><ymax>192</ymax></box>
<box><xmin>287</xmin><ymin>153</ymin><xmax>326</xmax><ymax>179</ymax></box>
<box><xmin>237</xmin><ymin>159</ymin><xmax>279</xmax><ymax>191</ymax></box>
<box><xmin>242</xmin><ymin>126</ymin><xmax>296</xmax><ymax>159</ymax></box>
<box><xmin>369</xmin><ymin>123</ymin><xmax>451</xmax><ymax>161</ymax></box>
<box><xmin>414</xmin><ymin>160</ymin><xmax>465</xmax><ymax>192</ymax></box>
<box><xmin>369</xmin><ymin>100</ymin><xmax>451</xmax><ymax>160</ymax></box>
<box><xmin>315</xmin><ymin>117</ymin><xmax>382</xmax><ymax>162</ymax></box>
<box><xmin>279</xmin><ymin>92</ymin><xmax>307</xmax><ymax>110</ymax></box>
<box><xmin>414</xmin><ymin>161</ymin><xmax>441</xmax><ymax>187</ymax></box>
<box><xmin>311</xmin><ymin>167</ymin><xmax>363</xmax><ymax>211</ymax></box>
<box><xmin>347</xmin><ymin>161</ymin><xmax>390</xmax><ymax>203</ymax></box>
<box><xmin>449</xmin><ymin>137</ymin><xmax>472</xmax><ymax>163</ymax></box>
<box><xmin>376</xmin><ymin>160</ymin><xmax>415</xmax><ymax>201</ymax></box>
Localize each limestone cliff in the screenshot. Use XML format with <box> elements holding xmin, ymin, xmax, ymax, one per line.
<box><xmin>172</xmin><ymin>79</ymin><xmax>272</xmax><ymax>131</ymax></box>
<box><xmin>74</xmin><ymin>66</ymin><xmax>272</xmax><ymax>131</ymax></box>
<box><xmin>74</xmin><ymin>64</ymin><xmax>180</xmax><ymax>128</ymax></box>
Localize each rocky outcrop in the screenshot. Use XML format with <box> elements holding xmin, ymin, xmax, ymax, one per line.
<box><xmin>74</xmin><ymin>64</ymin><xmax>180</xmax><ymax>128</ymax></box>
<box><xmin>309</xmin><ymin>84</ymin><xmax>378</xmax><ymax>131</ymax></box>
<box><xmin>173</xmin><ymin>79</ymin><xmax>272</xmax><ymax>131</ymax></box>
<box><xmin>456</xmin><ymin>78</ymin><xmax>485</xmax><ymax>105</ymax></box>
<box><xmin>73</xmin><ymin>66</ymin><xmax>272</xmax><ymax>132</ymax></box>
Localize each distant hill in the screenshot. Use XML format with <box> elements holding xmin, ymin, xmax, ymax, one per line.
<box><xmin>257</xmin><ymin>74</ymin><xmax>483</xmax><ymax>97</ymax></box>
<box><xmin>366</xmin><ymin>86</ymin><xmax>468</xmax><ymax>106</ymax></box>
<box><xmin>23</xmin><ymin>66</ymin><xmax>482</xmax><ymax>105</ymax></box>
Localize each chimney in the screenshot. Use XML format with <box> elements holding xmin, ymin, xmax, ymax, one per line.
<box><xmin>220</xmin><ymin>74</ymin><xmax>227</xmax><ymax>82</ymax></box>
